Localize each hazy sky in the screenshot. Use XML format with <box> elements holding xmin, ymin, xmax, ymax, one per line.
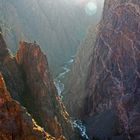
<box><xmin>73</xmin><ymin>0</ymin><xmax>105</xmax><ymax>16</ymax></box>
<box><xmin>72</xmin><ymin>0</ymin><xmax>105</xmax><ymax>5</ymax></box>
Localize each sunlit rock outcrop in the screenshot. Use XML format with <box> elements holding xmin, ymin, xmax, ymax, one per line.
<box><xmin>0</xmin><ymin>73</ymin><xmax>55</xmax><ymax>140</ymax></box>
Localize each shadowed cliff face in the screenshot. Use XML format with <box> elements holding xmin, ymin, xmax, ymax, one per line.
<box><xmin>0</xmin><ymin>73</ymin><xmax>55</xmax><ymax>140</ymax></box>
<box><xmin>84</xmin><ymin>0</ymin><xmax>140</xmax><ymax>139</ymax></box>
<box><xmin>63</xmin><ymin>25</ymin><xmax>97</xmax><ymax>118</ymax></box>
<box><xmin>0</xmin><ymin>28</ymin><xmax>24</xmax><ymax>101</ymax></box>
<box><xmin>63</xmin><ymin>0</ymin><xmax>140</xmax><ymax>139</ymax></box>
<box><xmin>0</xmin><ymin>30</ymin><xmax>78</xmax><ymax>140</ymax></box>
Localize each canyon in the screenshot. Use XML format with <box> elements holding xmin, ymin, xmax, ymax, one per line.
<box><xmin>0</xmin><ymin>28</ymin><xmax>78</xmax><ymax>140</ymax></box>
<box><xmin>0</xmin><ymin>0</ymin><xmax>140</xmax><ymax>140</ymax></box>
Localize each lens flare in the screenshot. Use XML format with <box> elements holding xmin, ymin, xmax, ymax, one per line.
<box><xmin>85</xmin><ymin>2</ymin><xmax>97</xmax><ymax>16</ymax></box>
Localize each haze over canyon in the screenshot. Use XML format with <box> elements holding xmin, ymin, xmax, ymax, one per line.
<box><xmin>0</xmin><ymin>0</ymin><xmax>140</xmax><ymax>140</ymax></box>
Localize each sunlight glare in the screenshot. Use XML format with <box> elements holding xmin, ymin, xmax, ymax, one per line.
<box><xmin>85</xmin><ymin>1</ymin><xmax>97</xmax><ymax>16</ymax></box>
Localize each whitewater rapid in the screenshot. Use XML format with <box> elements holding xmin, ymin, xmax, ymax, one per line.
<box><xmin>54</xmin><ymin>56</ymin><xmax>74</xmax><ymax>96</ymax></box>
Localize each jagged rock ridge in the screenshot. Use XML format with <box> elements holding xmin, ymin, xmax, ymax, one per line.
<box><xmin>16</xmin><ymin>41</ymin><xmax>77</xmax><ymax>140</ymax></box>
<box><xmin>0</xmin><ymin>29</ymin><xmax>78</xmax><ymax>140</ymax></box>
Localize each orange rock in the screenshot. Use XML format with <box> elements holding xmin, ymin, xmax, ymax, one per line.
<box><xmin>0</xmin><ymin>29</ymin><xmax>78</xmax><ymax>140</ymax></box>
<box><xmin>0</xmin><ymin>73</ymin><xmax>55</xmax><ymax>140</ymax></box>
<box><xmin>16</xmin><ymin>41</ymin><xmax>77</xmax><ymax>140</ymax></box>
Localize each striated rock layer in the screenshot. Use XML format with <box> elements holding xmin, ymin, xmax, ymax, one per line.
<box><xmin>0</xmin><ymin>29</ymin><xmax>78</xmax><ymax>140</ymax></box>
<box><xmin>84</xmin><ymin>0</ymin><xmax>140</xmax><ymax>139</ymax></box>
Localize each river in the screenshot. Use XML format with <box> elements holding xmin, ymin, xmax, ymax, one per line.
<box><xmin>54</xmin><ymin>58</ymin><xmax>73</xmax><ymax>97</ymax></box>
<box><xmin>54</xmin><ymin>56</ymin><xmax>89</xmax><ymax>140</ymax></box>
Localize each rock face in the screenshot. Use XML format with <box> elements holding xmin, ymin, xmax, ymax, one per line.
<box><xmin>16</xmin><ymin>41</ymin><xmax>77</xmax><ymax>140</ymax></box>
<box><xmin>0</xmin><ymin>28</ymin><xmax>24</xmax><ymax>101</ymax></box>
<box><xmin>63</xmin><ymin>25</ymin><xmax>97</xmax><ymax>118</ymax></box>
<box><xmin>84</xmin><ymin>0</ymin><xmax>140</xmax><ymax>139</ymax></box>
<box><xmin>0</xmin><ymin>73</ymin><xmax>55</xmax><ymax>140</ymax></box>
<box><xmin>64</xmin><ymin>0</ymin><xmax>140</xmax><ymax>139</ymax></box>
<box><xmin>0</xmin><ymin>29</ymin><xmax>78</xmax><ymax>140</ymax></box>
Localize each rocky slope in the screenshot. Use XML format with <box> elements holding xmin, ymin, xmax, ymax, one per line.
<box><xmin>64</xmin><ymin>0</ymin><xmax>140</xmax><ymax>139</ymax></box>
<box><xmin>0</xmin><ymin>73</ymin><xmax>55</xmax><ymax>140</ymax></box>
<box><xmin>16</xmin><ymin>41</ymin><xmax>77</xmax><ymax>140</ymax></box>
<box><xmin>0</xmin><ymin>29</ymin><xmax>78</xmax><ymax>140</ymax></box>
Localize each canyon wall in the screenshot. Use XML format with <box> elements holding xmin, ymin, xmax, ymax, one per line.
<box><xmin>16</xmin><ymin>41</ymin><xmax>77</xmax><ymax>140</ymax></box>
<box><xmin>85</xmin><ymin>0</ymin><xmax>140</xmax><ymax>139</ymax></box>
<box><xmin>0</xmin><ymin>28</ymin><xmax>24</xmax><ymax>101</ymax></box>
<box><xmin>0</xmin><ymin>73</ymin><xmax>55</xmax><ymax>140</ymax></box>
<box><xmin>64</xmin><ymin>0</ymin><xmax>140</xmax><ymax>139</ymax></box>
<box><xmin>0</xmin><ymin>29</ymin><xmax>78</xmax><ymax>140</ymax></box>
<box><xmin>63</xmin><ymin>25</ymin><xmax>97</xmax><ymax>118</ymax></box>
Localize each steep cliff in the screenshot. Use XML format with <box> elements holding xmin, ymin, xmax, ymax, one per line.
<box><xmin>0</xmin><ymin>29</ymin><xmax>78</xmax><ymax>140</ymax></box>
<box><xmin>63</xmin><ymin>25</ymin><xmax>97</xmax><ymax>118</ymax></box>
<box><xmin>0</xmin><ymin>28</ymin><xmax>24</xmax><ymax>101</ymax></box>
<box><xmin>86</xmin><ymin>0</ymin><xmax>140</xmax><ymax>116</ymax></box>
<box><xmin>63</xmin><ymin>1</ymin><xmax>104</xmax><ymax>118</ymax></box>
<box><xmin>84</xmin><ymin>0</ymin><xmax>140</xmax><ymax>139</ymax></box>
<box><xmin>0</xmin><ymin>73</ymin><xmax>55</xmax><ymax>140</ymax></box>
<box><xmin>16</xmin><ymin>41</ymin><xmax>77</xmax><ymax>140</ymax></box>
<box><xmin>64</xmin><ymin>0</ymin><xmax>140</xmax><ymax>139</ymax></box>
